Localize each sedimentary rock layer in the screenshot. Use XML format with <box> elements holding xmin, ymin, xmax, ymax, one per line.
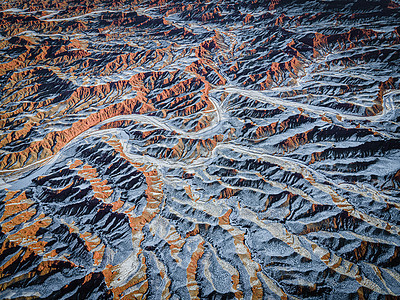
<box><xmin>0</xmin><ymin>0</ymin><xmax>400</xmax><ymax>299</ymax></box>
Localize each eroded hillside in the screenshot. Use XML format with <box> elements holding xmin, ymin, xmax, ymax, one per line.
<box><xmin>0</xmin><ymin>0</ymin><xmax>400</xmax><ymax>299</ymax></box>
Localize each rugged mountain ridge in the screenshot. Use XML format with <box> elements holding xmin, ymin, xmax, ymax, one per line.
<box><xmin>0</xmin><ymin>0</ymin><xmax>400</xmax><ymax>299</ymax></box>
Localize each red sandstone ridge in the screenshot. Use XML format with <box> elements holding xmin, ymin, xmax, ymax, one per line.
<box><xmin>392</xmin><ymin>170</ymin><xmax>400</xmax><ymax>188</ymax></box>
<box><xmin>268</xmin><ymin>0</ymin><xmax>283</xmax><ymax>10</ymax></box>
<box><xmin>0</xmin><ymin>1</ymin><xmax>399</xmax><ymax>299</ymax></box>
<box><xmin>243</xmin><ymin>56</ymin><xmax>303</xmax><ymax>90</ymax></box>
<box><xmin>312</xmin><ymin>28</ymin><xmax>379</xmax><ymax>56</ymax></box>
<box><xmin>0</xmin><ymin>73</ymin><xmax>157</xmax><ymax>170</ymax></box>
<box><xmin>0</xmin><ymin>69</ymin><xmax>216</xmax><ymax>170</ymax></box>
<box><xmin>366</xmin><ymin>77</ymin><xmax>397</xmax><ymax>116</ymax></box>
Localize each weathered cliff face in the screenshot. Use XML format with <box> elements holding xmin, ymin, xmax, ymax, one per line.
<box><xmin>0</xmin><ymin>0</ymin><xmax>400</xmax><ymax>299</ymax></box>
